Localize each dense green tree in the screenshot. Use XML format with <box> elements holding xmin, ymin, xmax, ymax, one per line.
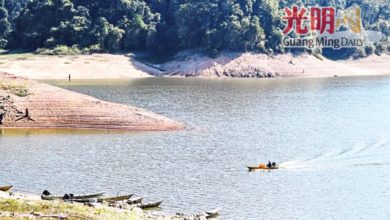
<box><xmin>0</xmin><ymin>0</ymin><xmax>11</xmax><ymax>48</ymax></box>
<box><xmin>46</xmin><ymin>6</ymin><xmax>93</xmax><ymax>47</ymax></box>
<box><xmin>2</xmin><ymin>0</ymin><xmax>388</xmax><ymax>56</ymax></box>
<box><xmin>9</xmin><ymin>0</ymin><xmax>77</xmax><ymax>48</ymax></box>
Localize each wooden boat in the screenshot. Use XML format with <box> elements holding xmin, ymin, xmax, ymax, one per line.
<box><xmin>247</xmin><ymin>166</ymin><xmax>279</xmax><ymax>171</ymax></box>
<box><xmin>206</xmin><ymin>208</ymin><xmax>222</xmax><ymax>218</ymax></box>
<box><xmin>0</xmin><ymin>185</ymin><xmax>12</xmax><ymax>192</ymax></box>
<box><xmin>41</xmin><ymin>193</ymin><xmax>104</xmax><ymax>201</ymax></box>
<box><xmin>99</xmin><ymin>194</ymin><xmax>133</xmax><ymax>202</ymax></box>
<box><xmin>247</xmin><ymin>163</ymin><xmax>279</xmax><ymax>171</ymax></box>
<box><xmin>70</xmin><ymin>194</ymin><xmax>133</xmax><ymax>203</ymax></box>
<box><xmin>138</xmin><ymin>200</ymin><xmax>163</xmax><ymax>209</ymax></box>
<box><xmin>127</xmin><ymin>196</ymin><xmax>144</xmax><ymax>204</ymax></box>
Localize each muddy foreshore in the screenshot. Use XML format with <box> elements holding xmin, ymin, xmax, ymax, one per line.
<box><xmin>0</xmin><ymin>72</ymin><xmax>184</xmax><ymax>131</ymax></box>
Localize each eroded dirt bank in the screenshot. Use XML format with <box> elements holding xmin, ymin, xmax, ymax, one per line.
<box><xmin>160</xmin><ymin>52</ymin><xmax>390</xmax><ymax>78</ymax></box>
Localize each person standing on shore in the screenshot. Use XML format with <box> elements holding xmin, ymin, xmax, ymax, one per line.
<box><xmin>68</xmin><ymin>74</ymin><xmax>71</xmax><ymax>81</ymax></box>
<box><xmin>0</xmin><ymin>112</ymin><xmax>4</xmax><ymax>125</ymax></box>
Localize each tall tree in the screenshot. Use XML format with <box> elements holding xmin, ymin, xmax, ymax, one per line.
<box><xmin>0</xmin><ymin>0</ymin><xmax>11</xmax><ymax>48</ymax></box>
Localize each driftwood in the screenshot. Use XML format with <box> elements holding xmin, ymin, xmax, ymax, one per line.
<box><xmin>15</xmin><ymin>108</ymin><xmax>35</xmax><ymax>122</ymax></box>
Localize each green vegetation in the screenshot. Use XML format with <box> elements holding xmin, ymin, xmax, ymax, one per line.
<box><xmin>36</xmin><ymin>45</ymin><xmax>81</xmax><ymax>55</ymax></box>
<box><xmin>0</xmin><ymin>198</ymin><xmax>141</xmax><ymax>220</ymax></box>
<box><xmin>1</xmin><ymin>0</ymin><xmax>389</xmax><ymax>58</ymax></box>
<box><xmin>0</xmin><ymin>79</ymin><xmax>29</xmax><ymax>97</ymax></box>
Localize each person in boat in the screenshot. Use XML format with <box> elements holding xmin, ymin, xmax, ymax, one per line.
<box><xmin>272</xmin><ymin>162</ymin><xmax>277</xmax><ymax>168</ymax></box>
<box><xmin>267</xmin><ymin>161</ymin><xmax>272</xmax><ymax>168</ymax></box>
<box><xmin>63</xmin><ymin>194</ymin><xmax>74</xmax><ymax>200</ymax></box>
<box><xmin>42</xmin><ymin>190</ymin><xmax>51</xmax><ymax>196</ymax></box>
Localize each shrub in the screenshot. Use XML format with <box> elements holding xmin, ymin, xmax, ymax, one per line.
<box><xmin>35</xmin><ymin>45</ymin><xmax>81</xmax><ymax>55</ymax></box>
<box><xmin>0</xmin><ymin>81</ymin><xmax>30</xmax><ymax>97</ymax></box>
<box><xmin>81</xmin><ymin>44</ymin><xmax>102</xmax><ymax>54</ymax></box>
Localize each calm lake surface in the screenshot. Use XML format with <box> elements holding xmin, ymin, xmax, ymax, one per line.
<box><xmin>1</xmin><ymin>76</ymin><xmax>390</xmax><ymax>219</ymax></box>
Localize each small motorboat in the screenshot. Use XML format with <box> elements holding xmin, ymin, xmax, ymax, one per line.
<box><xmin>138</xmin><ymin>200</ymin><xmax>163</xmax><ymax>209</ymax></box>
<box><xmin>247</xmin><ymin>163</ymin><xmax>279</xmax><ymax>171</ymax></box>
<box><xmin>0</xmin><ymin>185</ymin><xmax>13</xmax><ymax>192</ymax></box>
<box><xmin>206</xmin><ymin>208</ymin><xmax>222</xmax><ymax>218</ymax></box>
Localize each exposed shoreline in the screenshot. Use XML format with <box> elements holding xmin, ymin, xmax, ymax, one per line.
<box><xmin>0</xmin><ymin>52</ymin><xmax>389</xmax><ymax>80</ymax></box>
<box><xmin>0</xmin><ymin>53</ymin><xmax>159</xmax><ymax>80</ymax></box>
<box><xmin>159</xmin><ymin>52</ymin><xmax>390</xmax><ymax>78</ymax></box>
<box><xmin>0</xmin><ymin>72</ymin><xmax>184</xmax><ymax>131</ymax></box>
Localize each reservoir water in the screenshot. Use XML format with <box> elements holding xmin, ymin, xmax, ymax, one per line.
<box><xmin>1</xmin><ymin>76</ymin><xmax>390</xmax><ymax>219</ymax></box>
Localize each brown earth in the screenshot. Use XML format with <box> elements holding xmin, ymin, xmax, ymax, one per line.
<box><xmin>0</xmin><ymin>72</ymin><xmax>184</xmax><ymax>131</ymax></box>
<box><xmin>0</xmin><ymin>53</ymin><xmax>159</xmax><ymax>79</ymax></box>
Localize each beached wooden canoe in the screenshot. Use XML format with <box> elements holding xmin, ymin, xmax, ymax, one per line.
<box><xmin>0</xmin><ymin>185</ymin><xmax>13</xmax><ymax>192</ymax></box>
<box><xmin>70</xmin><ymin>194</ymin><xmax>133</xmax><ymax>203</ymax></box>
<box><xmin>138</xmin><ymin>200</ymin><xmax>163</xmax><ymax>209</ymax></box>
<box><xmin>206</xmin><ymin>208</ymin><xmax>222</xmax><ymax>218</ymax></box>
<box><xmin>41</xmin><ymin>193</ymin><xmax>104</xmax><ymax>201</ymax></box>
<box><xmin>100</xmin><ymin>194</ymin><xmax>133</xmax><ymax>202</ymax></box>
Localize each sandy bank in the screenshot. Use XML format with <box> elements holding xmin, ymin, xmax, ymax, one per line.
<box><xmin>160</xmin><ymin>52</ymin><xmax>390</xmax><ymax>78</ymax></box>
<box><xmin>0</xmin><ymin>53</ymin><xmax>161</xmax><ymax>80</ymax></box>
<box><xmin>1</xmin><ymin>52</ymin><xmax>389</xmax><ymax>80</ymax></box>
<box><xmin>0</xmin><ymin>72</ymin><xmax>184</xmax><ymax>131</ymax></box>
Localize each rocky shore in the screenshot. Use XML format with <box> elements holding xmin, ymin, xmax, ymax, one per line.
<box><xmin>0</xmin><ymin>72</ymin><xmax>184</xmax><ymax>131</ymax></box>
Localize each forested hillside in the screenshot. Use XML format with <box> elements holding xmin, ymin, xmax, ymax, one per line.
<box><xmin>0</xmin><ymin>0</ymin><xmax>389</xmax><ymax>58</ymax></box>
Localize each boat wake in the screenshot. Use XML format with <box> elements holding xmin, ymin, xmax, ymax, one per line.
<box><xmin>279</xmin><ymin>136</ymin><xmax>390</xmax><ymax>170</ymax></box>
